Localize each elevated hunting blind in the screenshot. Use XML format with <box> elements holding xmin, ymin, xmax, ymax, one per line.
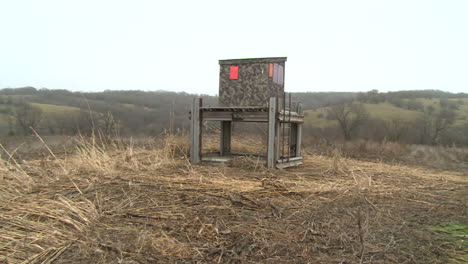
<box><xmin>190</xmin><ymin>57</ymin><xmax>304</xmax><ymax>168</ymax></box>
<box><xmin>219</xmin><ymin>57</ymin><xmax>286</xmax><ymax>107</ymax></box>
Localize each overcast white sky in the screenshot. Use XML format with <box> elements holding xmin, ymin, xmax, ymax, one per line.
<box><xmin>0</xmin><ymin>0</ymin><xmax>467</xmax><ymax>95</ymax></box>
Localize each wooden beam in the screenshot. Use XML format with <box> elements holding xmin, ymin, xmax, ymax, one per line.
<box><xmin>278</xmin><ymin>112</ymin><xmax>304</xmax><ymax>123</ymax></box>
<box><xmin>203</xmin><ymin>111</ymin><xmax>269</xmax><ymax>122</ymax></box>
<box><xmin>296</xmin><ymin>103</ymin><xmax>303</xmax><ymax>157</ymax></box>
<box><xmin>267</xmin><ymin>97</ymin><xmax>277</xmax><ymax>168</ymax></box>
<box><xmin>202</xmin><ymin>156</ymin><xmax>231</xmax><ymax>163</ymax></box>
<box><xmin>277</xmin><ymin>157</ymin><xmax>302</xmax><ymax>162</ymax></box>
<box><xmin>275</xmin><ymin>108</ymin><xmax>281</xmax><ymax>163</ymax></box>
<box><xmin>201</xmin><ymin>106</ymin><xmax>268</xmax><ymax>112</ymax></box>
<box><xmin>276</xmin><ymin>159</ymin><xmax>303</xmax><ymax>169</ymax></box>
<box><xmin>190</xmin><ymin>97</ymin><xmax>202</xmax><ymax>163</ymax></box>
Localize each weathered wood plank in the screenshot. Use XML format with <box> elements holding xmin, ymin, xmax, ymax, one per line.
<box><xmin>278</xmin><ymin>113</ymin><xmax>304</xmax><ymax>123</ymax></box>
<box><xmin>277</xmin><ymin>157</ymin><xmax>302</xmax><ymax>162</ymax></box>
<box><xmin>201</xmin><ymin>106</ymin><xmax>268</xmax><ymax>112</ymax></box>
<box><xmin>202</xmin><ymin>156</ymin><xmax>231</xmax><ymax>162</ymax></box>
<box><xmin>203</xmin><ymin>111</ymin><xmax>269</xmax><ymax>122</ymax></box>
<box><xmin>275</xmin><ymin>112</ymin><xmax>281</xmax><ymax>163</ymax></box>
<box><xmin>267</xmin><ymin>97</ymin><xmax>277</xmax><ymax>168</ymax></box>
<box><xmin>276</xmin><ymin>160</ymin><xmax>303</xmax><ymax>169</ymax></box>
<box><xmin>190</xmin><ymin>98</ymin><xmax>202</xmax><ymax>163</ymax></box>
<box><xmin>296</xmin><ymin>103</ymin><xmax>303</xmax><ymax>157</ymax></box>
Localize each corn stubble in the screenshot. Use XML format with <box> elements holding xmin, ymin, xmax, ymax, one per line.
<box><xmin>0</xmin><ymin>135</ymin><xmax>467</xmax><ymax>263</ymax></box>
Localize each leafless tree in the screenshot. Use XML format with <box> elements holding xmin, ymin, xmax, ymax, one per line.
<box><xmin>384</xmin><ymin>119</ymin><xmax>410</xmax><ymax>142</ymax></box>
<box><xmin>44</xmin><ymin>113</ymin><xmax>79</xmax><ymax>135</ymax></box>
<box><xmin>418</xmin><ymin>102</ymin><xmax>456</xmax><ymax>145</ymax></box>
<box><xmin>327</xmin><ymin>102</ymin><xmax>369</xmax><ymax>140</ymax></box>
<box><xmin>13</xmin><ymin>103</ymin><xmax>42</xmax><ymax>135</ymax></box>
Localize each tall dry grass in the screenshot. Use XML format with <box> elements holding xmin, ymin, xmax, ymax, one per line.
<box><xmin>0</xmin><ymin>147</ymin><xmax>98</xmax><ymax>263</ymax></box>
<box><xmin>70</xmin><ymin>133</ymin><xmax>190</xmax><ymax>175</ymax></box>
<box><xmin>0</xmin><ymin>133</ymin><xmax>192</xmax><ymax>263</ymax></box>
<box><xmin>305</xmin><ymin>137</ymin><xmax>468</xmax><ymax>171</ymax></box>
<box><xmin>0</xmin><ymin>144</ymin><xmax>35</xmax><ymax>200</ymax></box>
<box><xmin>1</xmin><ymin>133</ymin><xmax>466</xmax><ymax>263</ymax></box>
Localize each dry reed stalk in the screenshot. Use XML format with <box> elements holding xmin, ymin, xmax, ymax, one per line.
<box><xmin>73</xmin><ymin>134</ymin><xmax>115</xmax><ymax>173</ymax></box>
<box><xmin>0</xmin><ymin>143</ymin><xmax>32</xmax><ymax>184</ymax></box>
<box><xmin>227</xmin><ymin>156</ymin><xmax>265</xmax><ymax>171</ymax></box>
<box><xmin>70</xmin><ymin>134</ymin><xmax>191</xmax><ymax>176</ymax></box>
<box><xmin>0</xmin><ymin>191</ymin><xmax>97</xmax><ymax>263</ymax></box>
<box><xmin>31</xmin><ymin>128</ymin><xmax>83</xmax><ymax>195</ymax></box>
<box><xmin>324</xmin><ymin>148</ymin><xmax>349</xmax><ymax>175</ymax></box>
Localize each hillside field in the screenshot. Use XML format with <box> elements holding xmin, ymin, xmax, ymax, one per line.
<box><xmin>1</xmin><ymin>136</ymin><xmax>467</xmax><ymax>263</ymax></box>
<box><xmin>305</xmin><ymin>98</ymin><xmax>468</xmax><ymax>128</ymax></box>
<box><xmin>0</xmin><ymin>102</ymin><xmax>81</xmax><ymax>132</ymax></box>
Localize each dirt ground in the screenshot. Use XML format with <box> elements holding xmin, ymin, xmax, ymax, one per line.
<box><xmin>1</xmin><ymin>138</ymin><xmax>467</xmax><ymax>263</ymax></box>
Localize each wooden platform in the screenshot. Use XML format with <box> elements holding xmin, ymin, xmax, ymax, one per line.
<box><xmin>200</xmin><ymin>107</ymin><xmax>304</xmax><ymax>123</ymax></box>
<box><xmin>190</xmin><ymin>97</ymin><xmax>304</xmax><ymax>169</ymax></box>
<box><xmin>201</xmin><ymin>106</ymin><xmax>268</xmax><ymax>112</ymax></box>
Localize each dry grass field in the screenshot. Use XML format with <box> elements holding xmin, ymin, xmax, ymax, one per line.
<box><xmin>0</xmin><ymin>135</ymin><xmax>467</xmax><ymax>263</ymax></box>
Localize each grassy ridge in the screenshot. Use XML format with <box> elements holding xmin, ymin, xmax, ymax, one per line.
<box><xmin>305</xmin><ymin>99</ymin><xmax>468</xmax><ymax>128</ymax></box>
<box><xmin>31</xmin><ymin>103</ymin><xmax>81</xmax><ymax>114</ymax></box>
<box><xmin>0</xmin><ymin>102</ymin><xmax>81</xmax><ymax>123</ymax></box>
<box><xmin>0</xmin><ymin>102</ymin><xmax>81</xmax><ymax>135</ymax></box>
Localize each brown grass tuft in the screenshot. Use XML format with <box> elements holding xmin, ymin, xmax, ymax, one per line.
<box><xmin>227</xmin><ymin>155</ymin><xmax>265</xmax><ymax>171</ymax></box>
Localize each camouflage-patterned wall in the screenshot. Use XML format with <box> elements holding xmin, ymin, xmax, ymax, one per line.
<box><xmin>219</xmin><ymin>57</ymin><xmax>286</xmax><ymax>107</ymax></box>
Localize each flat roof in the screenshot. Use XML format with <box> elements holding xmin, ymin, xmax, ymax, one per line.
<box><xmin>219</xmin><ymin>57</ymin><xmax>287</xmax><ymax>65</ymax></box>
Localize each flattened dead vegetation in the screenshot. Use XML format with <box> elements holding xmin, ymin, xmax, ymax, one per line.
<box><xmin>1</xmin><ymin>137</ymin><xmax>467</xmax><ymax>263</ymax></box>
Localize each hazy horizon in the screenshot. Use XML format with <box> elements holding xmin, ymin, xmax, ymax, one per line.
<box><xmin>3</xmin><ymin>86</ymin><xmax>467</xmax><ymax>97</ymax></box>
<box><xmin>1</xmin><ymin>0</ymin><xmax>467</xmax><ymax>95</ymax></box>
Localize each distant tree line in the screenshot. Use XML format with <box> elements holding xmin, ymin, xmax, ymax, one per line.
<box><xmin>0</xmin><ymin>87</ymin><xmax>217</xmax><ymax>137</ymax></box>
<box><xmin>1</xmin><ymin>87</ymin><xmax>468</xmax><ymax>147</ymax></box>
<box><xmin>0</xmin><ymin>87</ymin><xmax>359</xmax><ymax>137</ymax></box>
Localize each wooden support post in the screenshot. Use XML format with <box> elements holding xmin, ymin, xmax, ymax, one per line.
<box><xmin>275</xmin><ymin>109</ymin><xmax>281</xmax><ymax>164</ymax></box>
<box><xmin>220</xmin><ymin>121</ymin><xmax>231</xmax><ymax>155</ymax></box>
<box><xmin>190</xmin><ymin>97</ymin><xmax>202</xmax><ymax>163</ymax></box>
<box><xmin>267</xmin><ymin>97</ymin><xmax>277</xmax><ymax>168</ymax></box>
<box><xmin>295</xmin><ymin>103</ymin><xmax>303</xmax><ymax>157</ymax></box>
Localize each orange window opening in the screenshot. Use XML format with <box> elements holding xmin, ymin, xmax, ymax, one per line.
<box><xmin>229</xmin><ymin>66</ymin><xmax>239</xmax><ymax>79</ymax></box>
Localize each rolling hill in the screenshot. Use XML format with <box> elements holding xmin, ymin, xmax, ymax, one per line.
<box><xmin>305</xmin><ymin>99</ymin><xmax>468</xmax><ymax>129</ymax></box>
